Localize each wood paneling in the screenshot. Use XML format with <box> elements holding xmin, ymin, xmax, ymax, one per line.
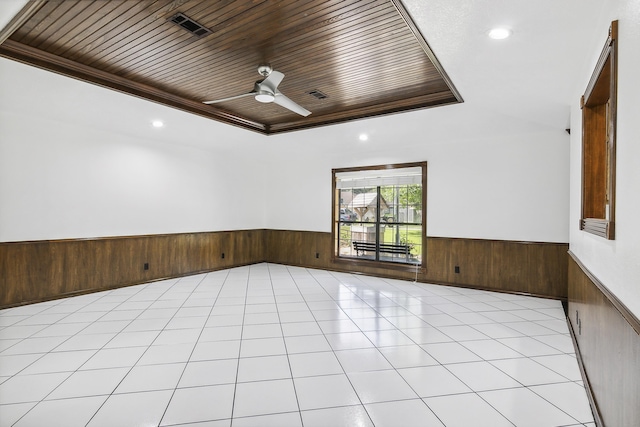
<box><xmin>0</xmin><ymin>230</ymin><xmax>265</xmax><ymax>308</ymax></box>
<box><xmin>580</xmin><ymin>21</ymin><xmax>617</xmax><ymax>240</ymax></box>
<box><xmin>419</xmin><ymin>237</ymin><xmax>567</xmax><ymax>298</ymax></box>
<box><xmin>1</xmin><ymin>229</ymin><xmax>567</xmax><ymax>309</ymax></box>
<box><xmin>265</xmin><ymin>231</ymin><xmax>569</xmax><ymax>299</ymax></box>
<box><xmin>0</xmin><ymin>0</ymin><xmax>462</xmax><ymax>134</ymax></box>
<box><xmin>426</xmin><ymin>237</ymin><xmax>567</xmax><ymax>298</ymax></box>
<box><xmin>568</xmin><ymin>252</ymin><xmax>640</xmax><ymax>427</ymax></box>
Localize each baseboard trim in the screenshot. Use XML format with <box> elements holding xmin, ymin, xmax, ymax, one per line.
<box><xmin>1</xmin><ymin>230</ymin><xmax>569</xmax><ymax>309</ymax></box>
<box><xmin>566</xmin><ymin>315</ymin><xmax>604</xmax><ymax>427</ymax></box>
<box><xmin>268</xmin><ymin>260</ymin><xmax>566</xmax><ymax>301</ymax></box>
<box><xmin>0</xmin><ymin>261</ymin><xmax>262</xmax><ymax>309</ymax></box>
<box><xmin>568</xmin><ymin>251</ymin><xmax>640</xmax><ymax>426</ymax></box>
<box><xmin>0</xmin><ymin>230</ymin><xmax>267</xmax><ymax>309</ymax></box>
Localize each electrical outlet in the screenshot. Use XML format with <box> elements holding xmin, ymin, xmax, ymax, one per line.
<box><xmin>221</xmin><ymin>253</ymin><xmax>225</xmax><ymax>259</ymax></box>
<box><xmin>144</xmin><ymin>263</ymin><xmax>149</xmax><ymax>271</ymax></box>
<box><xmin>575</xmin><ymin>310</ymin><xmax>582</xmax><ymax>335</ymax></box>
<box><xmin>315</xmin><ymin>252</ymin><xmax>319</xmax><ymax>259</ymax></box>
<box><xmin>454</xmin><ymin>266</ymin><xmax>460</xmax><ymax>274</ymax></box>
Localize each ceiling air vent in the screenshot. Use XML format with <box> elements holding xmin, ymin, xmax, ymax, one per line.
<box><xmin>307</xmin><ymin>89</ymin><xmax>328</xmax><ymax>100</ymax></box>
<box><xmin>168</xmin><ymin>13</ymin><xmax>212</xmax><ymax>37</ymax></box>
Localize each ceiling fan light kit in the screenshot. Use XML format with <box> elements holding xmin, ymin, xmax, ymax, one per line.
<box><xmin>255</xmin><ymin>92</ymin><xmax>275</xmax><ymax>103</ymax></box>
<box><xmin>203</xmin><ymin>65</ymin><xmax>311</xmax><ymax>117</ymax></box>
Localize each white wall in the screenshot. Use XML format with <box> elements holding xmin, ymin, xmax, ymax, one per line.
<box><xmin>264</xmin><ymin>95</ymin><xmax>570</xmax><ymax>243</ymax></box>
<box><xmin>569</xmin><ymin>0</ymin><xmax>640</xmax><ymax>318</ymax></box>
<box><xmin>0</xmin><ymin>57</ymin><xmax>571</xmax><ymax>244</ymax></box>
<box><xmin>0</xmin><ymin>0</ymin><xmax>582</xmax><ymax>246</ymax></box>
<box><xmin>0</xmin><ymin>58</ymin><xmax>268</xmax><ymax>241</ymax></box>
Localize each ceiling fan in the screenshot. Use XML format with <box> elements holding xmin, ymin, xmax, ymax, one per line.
<box><xmin>203</xmin><ymin>65</ymin><xmax>311</xmax><ymax>117</ymax></box>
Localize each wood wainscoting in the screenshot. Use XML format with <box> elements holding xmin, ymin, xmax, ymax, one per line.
<box><xmin>1</xmin><ymin>229</ymin><xmax>568</xmax><ymax>308</ymax></box>
<box><xmin>423</xmin><ymin>237</ymin><xmax>568</xmax><ymax>298</ymax></box>
<box><xmin>0</xmin><ymin>230</ymin><xmax>265</xmax><ymax>308</ymax></box>
<box><xmin>264</xmin><ymin>231</ymin><xmax>568</xmax><ymax>299</ymax></box>
<box><xmin>568</xmin><ymin>252</ymin><xmax>640</xmax><ymax>427</ymax></box>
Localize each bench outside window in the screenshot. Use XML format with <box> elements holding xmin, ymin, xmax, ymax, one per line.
<box><xmin>352</xmin><ymin>240</ymin><xmax>412</xmax><ymax>262</ymax></box>
<box><xmin>332</xmin><ymin>162</ymin><xmax>426</xmax><ymax>266</ymax></box>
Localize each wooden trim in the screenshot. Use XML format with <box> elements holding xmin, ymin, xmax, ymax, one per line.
<box><xmin>432</xmin><ymin>281</ymin><xmax>563</xmax><ymax>301</ymax></box>
<box><xmin>568</xmin><ymin>250</ymin><xmax>640</xmax><ymax>334</ymax></box>
<box><xmin>332</xmin><ymin>257</ymin><xmax>425</xmax><ymax>274</ymax></box>
<box><xmin>427</xmin><ymin>235</ymin><xmax>568</xmax><ymax>246</ymax></box>
<box><xmin>0</xmin><ymin>0</ymin><xmax>46</xmax><ymax>45</ymax></box>
<box><xmin>580</xmin><ymin>20</ymin><xmax>617</xmax><ymax>240</ymax></box>
<box><xmin>583</xmin><ymin>21</ymin><xmax>617</xmax><ymax>104</ymax></box>
<box><xmin>331</xmin><ymin>161</ymin><xmax>427</xmax><ymax>270</ymax></box>
<box><xmin>268</xmin><ymin>93</ymin><xmax>460</xmax><ymax>134</ymax></box>
<box><xmin>0</xmin><ymin>1</ymin><xmax>463</xmax><ymax>135</ymax></box>
<box><xmin>266</xmin><ymin>230</ymin><xmax>568</xmax><ymax>299</ymax></box>
<box><xmin>332</xmin><ymin>161</ymin><xmax>427</xmax><ymax>174</ymax></box>
<box><xmin>0</xmin><ymin>229</ymin><xmax>258</xmax><ymax>245</ymax></box>
<box><xmin>566</xmin><ymin>316</ymin><xmax>604</xmax><ymax>427</ymax></box>
<box><xmin>0</xmin><ymin>40</ymin><xmax>267</xmax><ymax>134</ymax></box>
<box><xmin>422</xmin><ymin>163</ymin><xmax>428</xmax><ymax>269</ymax></box>
<box><xmin>1</xmin><ymin>229</ymin><xmax>570</xmax><ymax>309</ymax></box>
<box><xmin>0</xmin><ymin>229</ymin><xmax>266</xmax><ymax>308</ymax></box>
<box><xmin>272</xmin><ymin>258</ymin><xmax>560</xmax><ymax>300</ymax></box>
<box><xmin>331</xmin><ymin>169</ymin><xmax>338</xmax><ymax>265</ymax></box>
<box><xmin>580</xmin><ymin>218</ymin><xmax>613</xmax><ymax>240</ymax></box>
<box><xmin>607</xmin><ymin>21</ymin><xmax>618</xmax><ymax>239</ymax></box>
<box><xmin>388</xmin><ymin>0</ymin><xmax>463</xmax><ymax>104</ymax></box>
<box><xmin>568</xmin><ymin>251</ymin><xmax>640</xmax><ymax>427</ymax></box>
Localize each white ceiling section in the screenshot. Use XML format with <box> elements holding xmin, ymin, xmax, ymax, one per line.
<box><xmin>401</xmin><ymin>0</ymin><xmax>606</xmax><ymax>134</ymax></box>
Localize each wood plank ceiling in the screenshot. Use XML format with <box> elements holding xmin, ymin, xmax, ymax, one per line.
<box><xmin>0</xmin><ymin>0</ymin><xmax>462</xmax><ymax>134</ymax></box>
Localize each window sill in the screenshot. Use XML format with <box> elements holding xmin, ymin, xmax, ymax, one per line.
<box><xmin>332</xmin><ymin>256</ymin><xmax>425</xmax><ymax>274</ymax></box>
<box><xmin>581</xmin><ymin>218</ymin><xmax>615</xmax><ymax>240</ymax></box>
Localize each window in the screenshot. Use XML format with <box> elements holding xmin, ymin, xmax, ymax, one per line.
<box><xmin>332</xmin><ymin>162</ymin><xmax>426</xmax><ymax>266</ymax></box>
<box><xmin>580</xmin><ymin>20</ymin><xmax>618</xmax><ymax>239</ymax></box>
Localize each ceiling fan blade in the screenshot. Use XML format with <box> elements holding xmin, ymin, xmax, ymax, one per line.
<box><xmin>203</xmin><ymin>68</ymin><xmax>310</xmax><ymax>116</ymax></box>
<box><xmin>259</xmin><ymin>70</ymin><xmax>284</xmax><ymax>92</ymax></box>
<box><xmin>274</xmin><ymin>92</ymin><xmax>311</xmax><ymax>117</ymax></box>
<box><xmin>203</xmin><ymin>92</ymin><xmax>254</xmax><ymax>104</ymax></box>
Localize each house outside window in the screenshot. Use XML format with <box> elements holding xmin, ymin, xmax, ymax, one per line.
<box><xmin>332</xmin><ymin>162</ymin><xmax>426</xmax><ymax>266</ymax></box>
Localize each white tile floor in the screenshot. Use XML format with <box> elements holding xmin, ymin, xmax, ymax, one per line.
<box><xmin>0</xmin><ymin>263</ymin><xmax>595</xmax><ymax>426</ymax></box>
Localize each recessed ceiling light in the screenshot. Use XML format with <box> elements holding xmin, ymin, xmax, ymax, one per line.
<box><xmin>488</xmin><ymin>28</ymin><xmax>512</xmax><ymax>40</ymax></box>
<box><xmin>151</xmin><ymin>120</ymin><xmax>164</xmax><ymax>128</ymax></box>
<box><xmin>359</xmin><ymin>133</ymin><xmax>369</xmax><ymax>141</ymax></box>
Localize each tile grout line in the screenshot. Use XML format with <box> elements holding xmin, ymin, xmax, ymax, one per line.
<box><xmin>290</xmin><ymin>265</ymin><xmax>376</xmax><ymax>425</ymax></box>
<box><xmin>7</xmin><ymin>281</ymin><xmax>159</xmax><ymax>426</ymax></box>
<box><xmin>266</xmin><ymin>263</ymin><xmax>305</xmax><ymax>427</ymax></box>
<box><xmin>324</xmin><ymin>269</ymin><xmax>453</xmax><ymax>426</ymax></box>
<box><xmin>227</xmin><ymin>265</ymin><xmax>253</xmax><ymax>424</ymax></box>
<box><xmin>0</xmin><ymin>263</ymin><xmax>594</xmax><ymax>427</ymax></box>
<box><xmin>156</xmin><ymin>270</ymin><xmax>228</xmax><ymax>426</ymax></box>
<box><xmin>82</xmin><ymin>275</ymin><xmax>207</xmax><ymax>426</ymax></box>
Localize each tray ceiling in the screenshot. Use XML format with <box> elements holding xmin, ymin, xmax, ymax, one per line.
<box><xmin>0</xmin><ymin>0</ymin><xmax>462</xmax><ymax>134</ymax></box>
